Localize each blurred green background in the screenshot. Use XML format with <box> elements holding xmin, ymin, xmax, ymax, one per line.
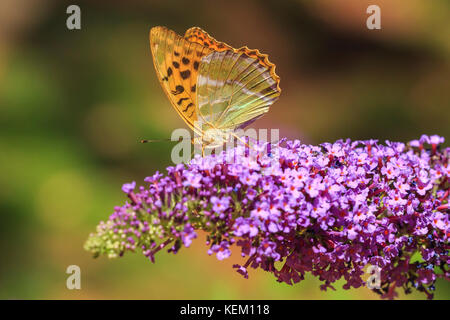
<box><xmin>0</xmin><ymin>0</ymin><xmax>449</xmax><ymax>299</ymax></box>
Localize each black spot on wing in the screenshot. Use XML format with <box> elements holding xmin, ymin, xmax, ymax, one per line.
<box><xmin>183</xmin><ymin>103</ymin><xmax>194</xmax><ymax>112</ymax></box>
<box><xmin>182</xmin><ymin>57</ymin><xmax>190</xmax><ymax>65</ymax></box>
<box><xmin>180</xmin><ymin>70</ymin><xmax>191</xmax><ymax>80</ymax></box>
<box><xmin>177</xmin><ymin>97</ymin><xmax>189</xmax><ymax>105</ymax></box>
<box><xmin>172</xmin><ymin>85</ymin><xmax>184</xmax><ymax>95</ymax></box>
<box><xmin>162</xmin><ymin>67</ymin><xmax>172</xmax><ymax>81</ymax></box>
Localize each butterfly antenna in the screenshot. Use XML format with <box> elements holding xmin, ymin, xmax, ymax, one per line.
<box><xmin>140</xmin><ymin>137</ymin><xmax>183</xmax><ymax>143</ymax></box>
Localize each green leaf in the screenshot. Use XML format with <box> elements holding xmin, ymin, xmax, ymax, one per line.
<box><xmin>410</xmin><ymin>250</ymin><xmax>425</xmax><ymax>263</ymax></box>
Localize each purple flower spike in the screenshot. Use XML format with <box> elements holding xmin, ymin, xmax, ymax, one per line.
<box><xmin>85</xmin><ymin>135</ymin><xmax>449</xmax><ymax>300</ymax></box>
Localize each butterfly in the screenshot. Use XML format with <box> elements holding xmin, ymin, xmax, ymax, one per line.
<box><xmin>149</xmin><ymin>26</ymin><xmax>281</xmax><ymax>149</ymax></box>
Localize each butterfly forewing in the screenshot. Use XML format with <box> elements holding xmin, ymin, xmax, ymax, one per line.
<box><xmin>184</xmin><ymin>27</ymin><xmax>233</xmax><ymax>52</ymax></box>
<box><xmin>150</xmin><ymin>26</ymin><xmax>213</xmax><ymax>133</ymax></box>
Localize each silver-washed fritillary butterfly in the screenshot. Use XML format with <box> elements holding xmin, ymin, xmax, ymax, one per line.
<box><xmin>149</xmin><ymin>26</ymin><xmax>281</xmax><ymax>148</ymax></box>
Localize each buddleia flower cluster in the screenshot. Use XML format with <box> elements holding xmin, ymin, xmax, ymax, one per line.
<box><xmin>84</xmin><ymin>135</ymin><xmax>449</xmax><ymax>299</ymax></box>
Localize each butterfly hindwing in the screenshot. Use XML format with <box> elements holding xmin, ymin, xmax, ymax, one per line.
<box><xmin>197</xmin><ymin>50</ymin><xmax>281</xmax><ymax>131</ymax></box>
<box><xmin>185</xmin><ymin>27</ymin><xmax>281</xmax><ymax>93</ymax></box>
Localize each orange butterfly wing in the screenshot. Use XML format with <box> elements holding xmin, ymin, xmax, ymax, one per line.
<box><xmin>149</xmin><ymin>26</ymin><xmax>213</xmax><ymax>132</ymax></box>
<box><xmin>184</xmin><ymin>27</ymin><xmax>281</xmax><ymax>93</ymax></box>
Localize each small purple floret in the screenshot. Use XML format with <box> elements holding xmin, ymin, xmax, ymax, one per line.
<box><xmin>122</xmin><ymin>181</ymin><xmax>136</xmax><ymax>194</ymax></box>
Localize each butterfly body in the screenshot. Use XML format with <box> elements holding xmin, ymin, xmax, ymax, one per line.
<box><xmin>192</xmin><ymin>128</ymin><xmax>231</xmax><ymax>149</ymax></box>
<box><xmin>149</xmin><ymin>26</ymin><xmax>281</xmax><ymax>149</ymax></box>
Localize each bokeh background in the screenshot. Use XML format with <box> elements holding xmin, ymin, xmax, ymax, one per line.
<box><xmin>0</xmin><ymin>0</ymin><xmax>449</xmax><ymax>299</ymax></box>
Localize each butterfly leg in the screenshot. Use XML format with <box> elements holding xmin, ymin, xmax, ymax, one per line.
<box><xmin>230</xmin><ymin>132</ymin><xmax>258</xmax><ymax>155</ymax></box>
